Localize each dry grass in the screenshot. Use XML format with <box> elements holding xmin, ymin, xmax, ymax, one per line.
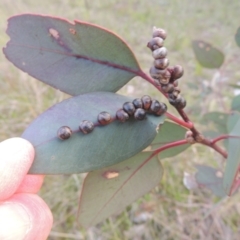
<box><xmin>1</xmin><ymin>0</ymin><xmax>240</xmax><ymax>239</ymax></box>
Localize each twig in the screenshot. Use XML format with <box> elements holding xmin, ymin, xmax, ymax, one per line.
<box><xmin>165</xmin><ymin>112</ymin><xmax>193</xmax><ymax>129</ymax></box>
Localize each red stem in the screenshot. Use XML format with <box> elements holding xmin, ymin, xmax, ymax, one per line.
<box><xmin>229</xmin><ymin>167</ymin><xmax>240</xmax><ymax>196</ymax></box>
<box><xmin>201</xmin><ymin>138</ymin><xmax>228</xmax><ymax>158</ymax></box>
<box><xmin>165</xmin><ymin>112</ymin><xmax>193</xmax><ymax>129</ymax></box>
<box><xmin>211</xmin><ymin>135</ymin><xmax>240</xmax><ymax>145</ymax></box>
<box><xmin>138</xmin><ymin>71</ymin><xmax>229</xmax><ymax>159</ymax></box>
<box><xmin>154</xmin><ymin>139</ymin><xmax>189</xmax><ymax>155</ymax></box>
<box><xmin>231</xmin><ymin>179</ymin><xmax>240</xmax><ymax>196</ymax></box>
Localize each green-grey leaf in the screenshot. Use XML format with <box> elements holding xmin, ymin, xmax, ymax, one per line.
<box><xmin>228</xmin><ymin>84</ymin><xmax>240</xmax><ymax>89</ymax></box>
<box><xmin>201</xmin><ymin>112</ymin><xmax>228</xmax><ymax>134</ymax></box>
<box><xmin>78</xmin><ymin>152</ymin><xmax>163</xmax><ymax>227</ymax></box>
<box><xmin>227</xmin><ymin>112</ymin><xmax>240</xmax><ymax>132</ymax></box>
<box><xmin>195</xmin><ymin>165</ymin><xmax>226</xmax><ymax>198</ymax></box>
<box><xmin>235</xmin><ymin>26</ymin><xmax>240</xmax><ymax>48</ymax></box>
<box><xmin>22</xmin><ymin>92</ymin><xmax>165</xmax><ymax>174</ymax></box>
<box><xmin>147</xmin><ymin>121</ymin><xmax>190</xmax><ymax>159</ymax></box>
<box><xmin>192</xmin><ymin>40</ymin><xmax>224</xmax><ymax>69</ymax></box>
<box><xmin>3</xmin><ymin>14</ymin><xmax>141</xmax><ymax>95</ymax></box>
<box><xmin>223</xmin><ymin>114</ymin><xmax>240</xmax><ymax>195</ymax></box>
<box><xmin>203</xmin><ymin>130</ymin><xmax>228</xmax><ymax>149</ymax></box>
<box><xmin>231</xmin><ymin>94</ymin><xmax>240</xmax><ymax>111</ymax></box>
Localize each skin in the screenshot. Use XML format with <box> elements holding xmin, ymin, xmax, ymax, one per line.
<box><xmin>0</xmin><ymin>138</ymin><xmax>53</xmax><ymax>240</ymax></box>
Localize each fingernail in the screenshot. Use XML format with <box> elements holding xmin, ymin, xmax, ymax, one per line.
<box><xmin>0</xmin><ymin>202</ymin><xmax>31</xmax><ymax>240</ymax></box>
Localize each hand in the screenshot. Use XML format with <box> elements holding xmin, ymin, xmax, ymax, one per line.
<box><xmin>0</xmin><ymin>138</ymin><xmax>53</xmax><ymax>240</ymax></box>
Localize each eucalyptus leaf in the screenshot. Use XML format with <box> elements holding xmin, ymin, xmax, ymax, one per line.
<box><xmin>22</xmin><ymin>92</ymin><xmax>165</xmax><ymax>174</ymax></box>
<box><xmin>147</xmin><ymin>121</ymin><xmax>190</xmax><ymax>159</ymax></box>
<box><xmin>201</xmin><ymin>112</ymin><xmax>228</xmax><ymax>134</ymax></box>
<box><xmin>235</xmin><ymin>26</ymin><xmax>240</xmax><ymax>48</ymax></box>
<box><xmin>231</xmin><ymin>94</ymin><xmax>240</xmax><ymax>111</ymax></box>
<box><xmin>223</xmin><ymin>114</ymin><xmax>240</xmax><ymax>195</ymax></box>
<box><xmin>78</xmin><ymin>152</ymin><xmax>163</xmax><ymax>227</ymax></box>
<box><xmin>192</xmin><ymin>40</ymin><xmax>224</xmax><ymax>69</ymax></box>
<box><xmin>227</xmin><ymin>112</ymin><xmax>240</xmax><ymax>132</ymax></box>
<box><xmin>195</xmin><ymin>165</ymin><xmax>226</xmax><ymax>198</ymax></box>
<box><xmin>3</xmin><ymin>14</ymin><xmax>141</xmax><ymax>95</ymax></box>
<box><xmin>228</xmin><ymin>84</ymin><xmax>240</xmax><ymax>89</ymax></box>
<box><xmin>203</xmin><ymin>130</ymin><xmax>228</xmax><ymax>149</ymax></box>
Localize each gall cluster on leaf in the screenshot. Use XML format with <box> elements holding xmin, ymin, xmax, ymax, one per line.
<box><xmin>118</xmin><ymin>95</ymin><xmax>167</xmax><ymax>122</ymax></box>
<box><xmin>58</xmin><ymin>95</ymin><xmax>167</xmax><ymax>140</ymax></box>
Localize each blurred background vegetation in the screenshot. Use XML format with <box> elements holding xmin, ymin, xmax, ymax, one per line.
<box><xmin>1</xmin><ymin>0</ymin><xmax>240</xmax><ymax>239</ymax></box>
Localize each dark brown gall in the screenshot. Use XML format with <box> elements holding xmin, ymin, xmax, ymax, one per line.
<box><xmin>159</xmin><ymin>102</ymin><xmax>168</xmax><ymax>115</ymax></box>
<box><xmin>169</xmin><ymin>96</ymin><xmax>186</xmax><ymax>109</ymax></box>
<box><xmin>149</xmin><ymin>67</ymin><xmax>171</xmax><ymax>85</ymax></box>
<box><xmin>147</xmin><ymin>37</ymin><xmax>164</xmax><ymax>51</ymax></box>
<box><xmin>168</xmin><ymin>97</ymin><xmax>176</xmax><ymax>106</ymax></box>
<box><xmin>172</xmin><ymin>87</ymin><xmax>181</xmax><ymax>98</ymax></box>
<box><xmin>152</xmin><ymin>27</ymin><xmax>167</xmax><ymax>40</ymax></box>
<box><xmin>168</xmin><ymin>92</ymin><xmax>178</xmax><ymax>100</ymax></box>
<box><xmin>171</xmin><ymin>65</ymin><xmax>184</xmax><ymax>81</ymax></box>
<box><xmin>150</xmin><ymin>101</ymin><xmax>167</xmax><ymax>116</ymax></box>
<box><xmin>57</xmin><ymin>126</ymin><xmax>72</xmax><ymax>140</ymax></box>
<box><xmin>152</xmin><ymin>47</ymin><xmax>167</xmax><ymax>59</ymax></box>
<box><xmin>116</xmin><ymin>109</ymin><xmax>129</xmax><ymax>122</ymax></box>
<box><xmin>166</xmin><ymin>66</ymin><xmax>174</xmax><ymax>74</ymax></box>
<box><xmin>123</xmin><ymin>102</ymin><xmax>136</xmax><ymax>115</ymax></box>
<box><xmin>150</xmin><ymin>66</ymin><xmax>166</xmax><ymax>79</ymax></box>
<box><xmin>134</xmin><ymin>108</ymin><xmax>146</xmax><ymax>121</ymax></box>
<box><xmin>141</xmin><ymin>95</ymin><xmax>152</xmax><ymax>110</ymax></box>
<box><xmin>79</xmin><ymin>120</ymin><xmax>94</xmax><ymax>134</ymax></box>
<box><xmin>98</xmin><ymin>111</ymin><xmax>112</xmax><ymax>125</ymax></box>
<box><xmin>158</xmin><ymin>70</ymin><xmax>171</xmax><ymax>85</ymax></box>
<box><xmin>150</xmin><ymin>99</ymin><xmax>161</xmax><ymax>113</ymax></box>
<box><xmin>132</xmin><ymin>98</ymin><xmax>143</xmax><ymax>109</ymax></box>
<box><xmin>162</xmin><ymin>83</ymin><xmax>174</xmax><ymax>93</ymax></box>
<box><xmin>175</xmin><ymin>96</ymin><xmax>186</xmax><ymax>109</ymax></box>
<box><xmin>173</xmin><ymin>80</ymin><xmax>178</xmax><ymax>87</ymax></box>
<box><xmin>154</xmin><ymin>58</ymin><xmax>169</xmax><ymax>70</ymax></box>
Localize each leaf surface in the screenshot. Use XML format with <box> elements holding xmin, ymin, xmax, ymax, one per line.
<box><xmin>195</xmin><ymin>165</ymin><xmax>226</xmax><ymax>198</ymax></box>
<box><xmin>147</xmin><ymin>121</ymin><xmax>190</xmax><ymax>159</ymax></box>
<box><xmin>201</xmin><ymin>112</ymin><xmax>228</xmax><ymax>134</ymax></box>
<box><xmin>223</xmin><ymin>114</ymin><xmax>240</xmax><ymax>195</ymax></box>
<box><xmin>228</xmin><ymin>83</ymin><xmax>240</xmax><ymax>89</ymax></box>
<box><xmin>231</xmin><ymin>94</ymin><xmax>240</xmax><ymax>111</ymax></box>
<box><xmin>227</xmin><ymin>112</ymin><xmax>240</xmax><ymax>132</ymax></box>
<box><xmin>22</xmin><ymin>92</ymin><xmax>165</xmax><ymax>174</ymax></box>
<box><xmin>78</xmin><ymin>152</ymin><xmax>162</xmax><ymax>227</ymax></box>
<box><xmin>192</xmin><ymin>40</ymin><xmax>224</xmax><ymax>69</ymax></box>
<box><xmin>3</xmin><ymin>14</ymin><xmax>141</xmax><ymax>95</ymax></box>
<box><xmin>235</xmin><ymin>26</ymin><xmax>240</xmax><ymax>48</ymax></box>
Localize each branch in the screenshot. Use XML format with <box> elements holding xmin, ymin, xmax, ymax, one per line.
<box><xmin>201</xmin><ymin>138</ymin><xmax>228</xmax><ymax>159</ymax></box>
<box><xmin>165</xmin><ymin>112</ymin><xmax>193</xmax><ymax>129</ymax></box>
<box><xmin>154</xmin><ymin>139</ymin><xmax>189</xmax><ymax>155</ymax></box>
<box><xmin>211</xmin><ymin>134</ymin><xmax>240</xmax><ymax>145</ymax></box>
<box><xmin>176</xmin><ymin>108</ymin><xmax>200</xmax><ymax>137</ymax></box>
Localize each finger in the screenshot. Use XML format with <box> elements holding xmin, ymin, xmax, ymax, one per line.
<box><xmin>0</xmin><ymin>193</ymin><xmax>53</xmax><ymax>240</ymax></box>
<box><xmin>0</xmin><ymin>138</ymin><xmax>35</xmax><ymax>200</ymax></box>
<box><xmin>16</xmin><ymin>175</ymin><xmax>45</xmax><ymax>194</ymax></box>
